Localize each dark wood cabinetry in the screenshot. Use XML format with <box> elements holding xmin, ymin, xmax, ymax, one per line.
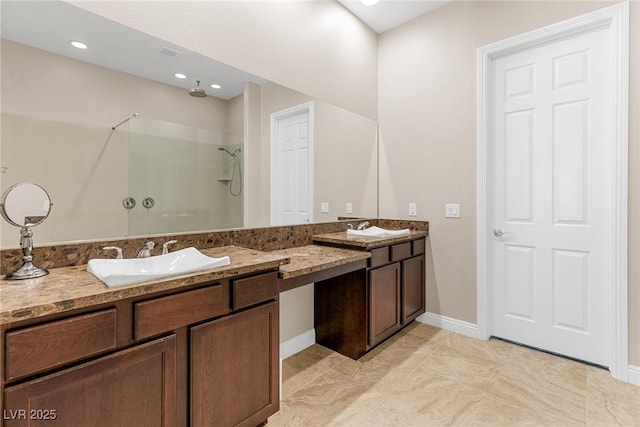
<box><xmin>5</xmin><ymin>309</ymin><xmax>118</xmax><ymax>382</ymax></box>
<box><xmin>315</xmin><ymin>237</ymin><xmax>426</xmax><ymax>359</ymax></box>
<box><xmin>402</xmin><ymin>255</ymin><xmax>425</xmax><ymax>324</ymax></box>
<box><xmin>368</xmin><ymin>263</ymin><xmax>401</xmax><ymax>347</ymax></box>
<box><xmin>2</xmin><ymin>270</ymin><xmax>279</xmax><ymax>427</ymax></box>
<box><xmin>4</xmin><ymin>335</ymin><xmax>176</xmax><ymax>427</ymax></box>
<box><xmin>191</xmin><ymin>301</ymin><xmax>279</xmax><ymax>427</ymax></box>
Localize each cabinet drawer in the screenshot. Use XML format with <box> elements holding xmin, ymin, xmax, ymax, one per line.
<box><xmin>369</xmin><ymin>246</ymin><xmax>389</xmax><ymax>268</ymax></box>
<box><xmin>232</xmin><ymin>272</ymin><xmax>278</xmax><ymax>310</ymax></box>
<box><xmin>135</xmin><ymin>285</ymin><xmax>223</xmax><ymax>340</ymax></box>
<box><xmin>5</xmin><ymin>309</ymin><xmax>117</xmax><ymax>381</ymax></box>
<box><xmin>412</xmin><ymin>238</ymin><xmax>426</xmax><ymax>255</ymax></box>
<box><xmin>391</xmin><ymin>242</ymin><xmax>412</xmax><ymax>262</ymax></box>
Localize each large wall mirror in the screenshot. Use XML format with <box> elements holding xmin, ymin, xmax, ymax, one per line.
<box><xmin>0</xmin><ymin>1</ymin><xmax>378</xmax><ymax>247</ymax></box>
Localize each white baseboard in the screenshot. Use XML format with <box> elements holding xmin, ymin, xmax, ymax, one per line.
<box><xmin>416</xmin><ymin>312</ymin><xmax>484</xmax><ymax>340</ymax></box>
<box><xmin>629</xmin><ymin>365</ymin><xmax>640</xmax><ymax>386</ymax></box>
<box><xmin>280</xmin><ymin>329</ymin><xmax>316</xmax><ymax>360</ymax></box>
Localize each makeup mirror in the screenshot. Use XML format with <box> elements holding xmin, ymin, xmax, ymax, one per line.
<box><xmin>1</xmin><ymin>182</ymin><xmax>52</xmax><ymax>279</ymax></box>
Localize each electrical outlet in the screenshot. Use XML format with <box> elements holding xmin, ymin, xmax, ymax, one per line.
<box><xmin>409</xmin><ymin>203</ymin><xmax>417</xmax><ymax>217</ymax></box>
<box><xmin>445</xmin><ymin>203</ymin><xmax>460</xmax><ymax>218</ymax></box>
<box><xmin>320</xmin><ymin>202</ymin><xmax>329</xmax><ymax>213</ymax></box>
<box><xmin>346</xmin><ymin>202</ymin><xmax>353</xmax><ymax>214</ymax></box>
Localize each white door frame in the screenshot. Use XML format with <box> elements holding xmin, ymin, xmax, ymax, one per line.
<box><xmin>476</xmin><ymin>3</ymin><xmax>629</xmax><ymax>381</ymax></box>
<box><xmin>270</xmin><ymin>101</ymin><xmax>314</xmax><ymax>225</ymax></box>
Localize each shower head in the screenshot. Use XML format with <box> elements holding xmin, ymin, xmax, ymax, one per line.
<box><xmin>189</xmin><ymin>80</ymin><xmax>207</xmax><ymax>98</ymax></box>
<box><xmin>218</xmin><ymin>147</ymin><xmax>242</xmax><ymax>156</ymax></box>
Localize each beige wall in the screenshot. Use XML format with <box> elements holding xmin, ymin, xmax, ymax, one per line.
<box><xmin>378</xmin><ymin>1</ymin><xmax>639</xmax><ymax>365</ymax></box>
<box><xmin>227</xmin><ymin>94</ymin><xmax>245</xmax><ymax>138</ymax></box>
<box><xmin>1</xmin><ymin>40</ymin><xmax>236</xmax><ymax>246</ymax></box>
<box><xmin>280</xmin><ymin>285</ymin><xmax>315</xmax><ymax>344</ymax></box>
<box><xmin>68</xmin><ymin>0</ymin><xmax>379</xmax><ymax>120</ymax></box>
<box><xmin>244</xmin><ymin>82</ymin><xmax>263</xmax><ymax>229</ymax></box>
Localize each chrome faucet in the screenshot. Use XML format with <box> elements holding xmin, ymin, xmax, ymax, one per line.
<box><xmin>102</xmin><ymin>246</ymin><xmax>123</xmax><ymax>259</ymax></box>
<box><xmin>162</xmin><ymin>240</ymin><xmax>178</xmax><ymax>255</ymax></box>
<box><xmin>136</xmin><ymin>241</ymin><xmax>155</xmax><ymax>258</ymax></box>
<box><xmin>356</xmin><ymin>221</ymin><xmax>370</xmax><ymax>230</ymax></box>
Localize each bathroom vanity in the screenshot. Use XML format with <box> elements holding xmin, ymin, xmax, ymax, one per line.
<box><xmin>310</xmin><ymin>231</ymin><xmax>427</xmax><ymax>359</ymax></box>
<box><xmin>0</xmin><ymin>219</ymin><xmax>428</xmax><ymax>426</ymax></box>
<box><xmin>0</xmin><ymin>246</ymin><xmax>287</xmax><ymax>427</ymax></box>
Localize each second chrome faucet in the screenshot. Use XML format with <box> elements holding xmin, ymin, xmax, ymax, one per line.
<box><xmin>102</xmin><ymin>239</ymin><xmax>178</xmax><ymax>259</ymax></box>
<box><xmin>136</xmin><ymin>241</ymin><xmax>155</xmax><ymax>258</ymax></box>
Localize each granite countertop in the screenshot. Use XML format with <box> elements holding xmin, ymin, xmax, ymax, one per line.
<box><xmin>0</xmin><ymin>234</ymin><xmax>424</xmax><ymax>326</ymax></box>
<box><xmin>271</xmin><ymin>245</ymin><xmax>371</xmax><ymax>280</ymax></box>
<box><xmin>312</xmin><ymin>230</ymin><xmax>427</xmax><ymax>249</ymax></box>
<box><xmin>0</xmin><ymin>246</ymin><xmax>289</xmax><ymax>325</ymax></box>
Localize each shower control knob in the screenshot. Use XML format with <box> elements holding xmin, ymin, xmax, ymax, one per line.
<box><xmin>142</xmin><ymin>197</ymin><xmax>155</xmax><ymax>209</ymax></box>
<box><xmin>122</xmin><ymin>197</ymin><xmax>136</xmax><ymax>210</ymax></box>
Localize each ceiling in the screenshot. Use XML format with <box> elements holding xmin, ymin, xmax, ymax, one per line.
<box><xmin>1</xmin><ymin>1</ymin><xmax>446</xmax><ymax>100</ymax></box>
<box><xmin>338</xmin><ymin>0</ymin><xmax>449</xmax><ymax>34</ymax></box>
<box><xmin>0</xmin><ymin>1</ymin><xmax>266</xmax><ymax>100</ymax></box>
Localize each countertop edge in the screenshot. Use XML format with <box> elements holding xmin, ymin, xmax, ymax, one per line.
<box><xmin>275</xmin><ymin>245</ymin><xmax>371</xmax><ymax>280</ymax></box>
<box><xmin>312</xmin><ymin>230</ymin><xmax>427</xmax><ymax>249</ymax></box>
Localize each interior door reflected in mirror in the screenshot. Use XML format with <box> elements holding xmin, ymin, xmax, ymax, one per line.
<box><xmin>0</xmin><ymin>182</ymin><xmax>53</xmax><ymax>280</ymax></box>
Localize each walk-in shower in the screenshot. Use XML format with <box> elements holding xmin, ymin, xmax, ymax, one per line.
<box><xmin>218</xmin><ymin>147</ymin><xmax>243</xmax><ymax>197</ymax></box>
<box><xmin>126</xmin><ymin>117</ymin><xmax>244</xmax><ymax>236</ymax></box>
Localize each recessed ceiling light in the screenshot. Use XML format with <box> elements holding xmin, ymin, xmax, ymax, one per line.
<box><xmin>70</xmin><ymin>41</ymin><xmax>88</xmax><ymax>49</ymax></box>
<box><xmin>361</xmin><ymin>0</ymin><xmax>379</xmax><ymax>5</ymax></box>
<box><xmin>174</xmin><ymin>73</ymin><xmax>187</xmax><ymax>79</ymax></box>
<box><xmin>210</xmin><ymin>84</ymin><xmax>222</xmax><ymax>89</ymax></box>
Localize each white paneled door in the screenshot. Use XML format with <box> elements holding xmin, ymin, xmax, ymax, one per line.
<box><xmin>491</xmin><ymin>26</ymin><xmax>611</xmax><ymax>366</ymax></box>
<box><xmin>271</xmin><ymin>103</ymin><xmax>313</xmax><ymax>226</ymax></box>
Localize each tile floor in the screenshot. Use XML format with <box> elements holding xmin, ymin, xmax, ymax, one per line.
<box><xmin>268</xmin><ymin>323</ymin><xmax>639</xmax><ymax>426</ymax></box>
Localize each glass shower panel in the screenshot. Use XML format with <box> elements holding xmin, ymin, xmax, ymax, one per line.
<box><xmin>127</xmin><ymin>117</ymin><xmax>243</xmax><ymax>236</ymax></box>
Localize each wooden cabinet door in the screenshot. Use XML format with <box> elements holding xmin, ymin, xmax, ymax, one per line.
<box><xmin>3</xmin><ymin>335</ymin><xmax>177</xmax><ymax>427</ymax></box>
<box><xmin>190</xmin><ymin>302</ymin><xmax>279</xmax><ymax>427</ymax></box>
<box><xmin>402</xmin><ymin>255</ymin><xmax>425</xmax><ymax>324</ymax></box>
<box><xmin>368</xmin><ymin>262</ymin><xmax>401</xmax><ymax>348</ymax></box>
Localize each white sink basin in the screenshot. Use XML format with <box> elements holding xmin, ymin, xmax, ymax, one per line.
<box><xmin>347</xmin><ymin>226</ymin><xmax>411</xmax><ymax>238</ymax></box>
<box><xmin>87</xmin><ymin>247</ymin><xmax>231</xmax><ymax>287</ymax></box>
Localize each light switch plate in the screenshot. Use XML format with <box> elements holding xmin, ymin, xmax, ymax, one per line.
<box><xmin>445</xmin><ymin>203</ymin><xmax>460</xmax><ymax>218</ymax></box>
<box><xmin>320</xmin><ymin>202</ymin><xmax>329</xmax><ymax>213</ymax></box>
<box><xmin>346</xmin><ymin>202</ymin><xmax>353</xmax><ymax>214</ymax></box>
<box><xmin>409</xmin><ymin>203</ymin><xmax>417</xmax><ymax>217</ymax></box>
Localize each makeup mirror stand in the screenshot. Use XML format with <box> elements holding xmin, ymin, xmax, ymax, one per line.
<box><xmin>5</xmin><ymin>226</ymin><xmax>49</xmax><ymax>279</ymax></box>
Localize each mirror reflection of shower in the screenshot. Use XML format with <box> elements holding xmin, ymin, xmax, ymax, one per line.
<box><xmin>218</xmin><ymin>147</ymin><xmax>243</xmax><ymax>196</ymax></box>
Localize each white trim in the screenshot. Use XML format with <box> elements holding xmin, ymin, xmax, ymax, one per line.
<box><xmin>280</xmin><ymin>328</ymin><xmax>316</xmax><ymax>360</ymax></box>
<box><xmin>269</xmin><ymin>101</ymin><xmax>315</xmax><ymax>226</ymax></box>
<box><xmin>629</xmin><ymin>365</ymin><xmax>640</xmax><ymax>387</ymax></box>
<box><xmin>476</xmin><ymin>2</ymin><xmax>629</xmax><ymax>381</ymax></box>
<box><xmin>417</xmin><ymin>312</ymin><xmax>483</xmax><ymax>340</ymax></box>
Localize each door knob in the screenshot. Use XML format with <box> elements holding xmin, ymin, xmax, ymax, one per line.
<box><xmin>493</xmin><ymin>228</ymin><xmax>511</xmax><ymax>237</ymax></box>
